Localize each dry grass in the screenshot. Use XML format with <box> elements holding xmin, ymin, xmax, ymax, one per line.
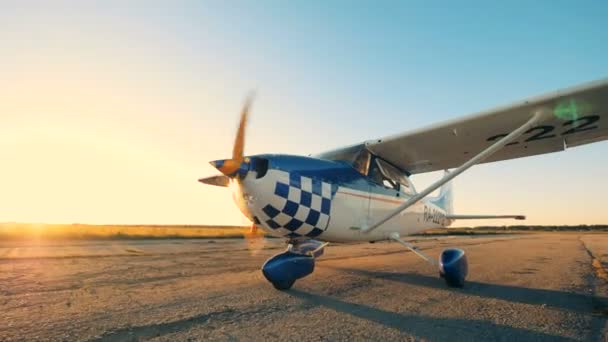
<box><xmin>0</xmin><ymin>223</ymin><xmax>264</xmax><ymax>240</ymax></box>
<box><xmin>3</xmin><ymin>223</ymin><xmax>605</xmax><ymax>241</ymax></box>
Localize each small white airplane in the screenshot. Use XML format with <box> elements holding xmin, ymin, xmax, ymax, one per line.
<box><xmin>199</xmin><ymin>79</ymin><xmax>608</xmax><ymax>290</ymax></box>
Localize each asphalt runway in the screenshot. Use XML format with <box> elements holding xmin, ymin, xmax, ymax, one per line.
<box><xmin>1</xmin><ymin>233</ymin><xmax>607</xmax><ymax>341</ymax></box>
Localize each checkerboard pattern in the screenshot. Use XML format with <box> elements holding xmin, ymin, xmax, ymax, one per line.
<box><xmin>260</xmin><ymin>172</ymin><xmax>338</xmax><ymax>238</ymax></box>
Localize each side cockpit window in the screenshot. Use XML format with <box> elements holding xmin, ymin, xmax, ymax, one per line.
<box><xmin>368</xmin><ymin>161</ymin><xmax>384</xmax><ymax>185</ymax></box>
<box><xmin>373</xmin><ymin>158</ymin><xmax>414</xmax><ymax>194</ymax></box>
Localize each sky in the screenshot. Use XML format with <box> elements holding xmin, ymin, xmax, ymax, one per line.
<box><xmin>1</xmin><ymin>1</ymin><xmax>607</xmax><ymax>226</ymax></box>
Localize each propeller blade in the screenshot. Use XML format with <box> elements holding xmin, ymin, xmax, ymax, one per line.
<box><xmin>198</xmin><ymin>175</ymin><xmax>230</xmax><ymax>187</ymax></box>
<box><xmin>232</xmin><ymin>93</ymin><xmax>254</xmax><ymax>162</ymax></box>
<box><xmin>214</xmin><ymin>94</ymin><xmax>255</xmax><ymax>176</ymax></box>
<box><xmin>244</xmin><ymin>224</ymin><xmax>268</xmax><ymax>256</ymax></box>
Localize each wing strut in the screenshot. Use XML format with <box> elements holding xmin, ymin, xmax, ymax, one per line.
<box><xmin>388</xmin><ymin>233</ymin><xmax>437</xmax><ymax>266</ymax></box>
<box><xmin>362</xmin><ymin>110</ymin><xmax>547</xmax><ymax>233</ymax></box>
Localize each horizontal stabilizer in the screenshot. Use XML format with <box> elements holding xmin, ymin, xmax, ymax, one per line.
<box><xmin>446</xmin><ymin>214</ymin><xmax>525</xmax><ymax>220</ymax></box>
<box><xmin>198</xmin><ymin>175</ymin><xmax>230</xmax><ymax>187</ymax></box>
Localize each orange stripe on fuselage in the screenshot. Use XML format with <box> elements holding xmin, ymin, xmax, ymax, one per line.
<box><xmin>338</xmin><ymin>190</ymin><xmax>404</xmax><ymax>205</ymax></box>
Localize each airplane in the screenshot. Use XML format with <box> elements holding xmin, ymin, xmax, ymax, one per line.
<box><xmin>199</xmin><ymin>78</ymin><xmax>608</xmax><ymax>290</ymax></box>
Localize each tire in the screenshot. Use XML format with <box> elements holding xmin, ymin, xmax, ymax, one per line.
<box><xmin>443</xmin><ymin>274</ymin><xmax>465</xmax><ymax>288</ymax></box>
<box><xmin>272</xmin><ymin>279</ymin><xmax>295</xmax><ymax>290</ymax></box>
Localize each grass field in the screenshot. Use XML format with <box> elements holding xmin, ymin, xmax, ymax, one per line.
<box><xmin>1</xmin><ymin>223</ymin><xmax>606</xmax><ymax>241</ymax></box>
<box><xmin>0</xmin><ymin>223</ymin><xmax>262</xmax><ymax>240</ymax></box>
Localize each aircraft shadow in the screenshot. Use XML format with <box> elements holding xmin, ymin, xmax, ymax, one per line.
<box><xmin>287</xmin><ymin>289</ymin><xmax>574</xmax><ymax>341</ymax></box>
<box><xmin>327</xmin><ymin>266</ymin><xmax>607</xmax><ymax>315</ymax></box>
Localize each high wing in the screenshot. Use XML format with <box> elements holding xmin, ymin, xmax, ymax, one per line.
<box><xmin>362</xmin><ymin>79</ymin><xmax>608</xmax><ymax>174</ymax></box>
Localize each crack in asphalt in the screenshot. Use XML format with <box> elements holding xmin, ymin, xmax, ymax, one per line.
<box><xmin>579</xmin><ymin>238</ymin><xmax>608</xmax><ymax>306</ymax></box>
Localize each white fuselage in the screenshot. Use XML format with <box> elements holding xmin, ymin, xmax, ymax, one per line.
<box><xmin>234</xmin><ymin>168</ymin><xmax>452</xmax><ymax>243</ymax></box>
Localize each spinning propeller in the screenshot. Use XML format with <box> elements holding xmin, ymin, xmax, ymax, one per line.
<box><xmin>206</xmin><ymin>94</ymin><xmax>254</xmax><ymax>181</ymax></box>
<box><xmin>198</xmin><ymin>94</ymin><xmax>268</xmax><ymax>254</ymax></box>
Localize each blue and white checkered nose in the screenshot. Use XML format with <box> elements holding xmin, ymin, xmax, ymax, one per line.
<box><xmin>247</xmin><ymin>170</ymin><xmax>338</xmax><ymax>239</ymax></box>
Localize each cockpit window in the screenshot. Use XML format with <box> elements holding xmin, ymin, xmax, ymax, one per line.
<box><xmin>373</xmin><ymin>158</ymin><xmax>413</xmax><ymax>193</ymax></box>
<box><xmin>368</xmin><ymin>161</ymin><xmax>384</xmax><ymax>184</ymax></box>
<box><xmin>376</xmin><ymin>159</ymin><xmax>408</xmax><ymax>187</ymax></box>
<box><xmin>368</xmin><ymin>160</ymin><xmax>398</xmax><ymax>191</ymax></box>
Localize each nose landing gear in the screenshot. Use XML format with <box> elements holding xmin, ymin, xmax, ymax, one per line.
<box><xmin>261</xmin><ymin>240</ymin><xmax>327</xmax><ymax>290</ymax></box>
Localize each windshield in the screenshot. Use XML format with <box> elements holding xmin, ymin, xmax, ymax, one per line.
<box><xmin>315</xmin><ymin>144</ymin><xmax>371</xmax><ymax>175</ymax></box>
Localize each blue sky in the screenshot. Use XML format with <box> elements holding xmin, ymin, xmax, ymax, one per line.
<box><xmin>1</xmin><ymin>1</ymin><xmax>607</xmax><ymax>225</ymax></box>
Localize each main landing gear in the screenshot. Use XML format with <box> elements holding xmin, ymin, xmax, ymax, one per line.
<box><xmin>439</xmin><ymin>248</ymin><xmax>468</xmax><ymax>287</ymax></box>
<box><xmin>389</xmin><ymin>232</ymin><xmax>468</xmax><ymax>288</ymax></box>
<box><xmin>260</xmin><ymin>234</ymin><xmax>467</xmax><ymax>290</ymax></box>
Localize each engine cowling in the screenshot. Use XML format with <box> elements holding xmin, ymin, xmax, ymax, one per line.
<box><xmin>439</xmin><ymin>248</ymin><xmax>468</xmax><ymax>287</ymax></box>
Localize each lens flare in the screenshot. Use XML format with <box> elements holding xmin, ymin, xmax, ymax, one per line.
<box><xmin>553</xmin><ymin>99</ymin><xmax>593</xmax><ymax>121</ymax></box>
